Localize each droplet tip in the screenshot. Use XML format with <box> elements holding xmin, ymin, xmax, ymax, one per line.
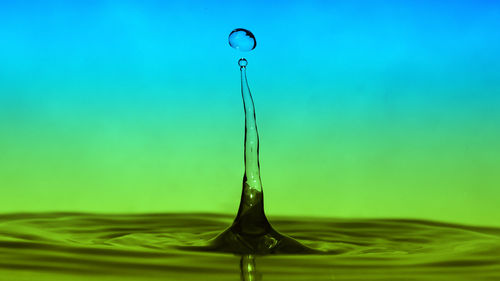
<box><xmin>238</xmin><ymin>58</ymin><xmax>248</xmax><ymax>68</ymax></box>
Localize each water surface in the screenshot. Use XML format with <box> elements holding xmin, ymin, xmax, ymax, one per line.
<box><xmin>0</xmin><ymin>213</ymin><xmax>499</xmax><ymax>280</ymax></box>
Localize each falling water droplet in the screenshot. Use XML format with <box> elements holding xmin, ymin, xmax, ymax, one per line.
<box><xmin>229</xmin><ymin>28</ymin><xmax>257</xmax><ymax>52</ymax></box>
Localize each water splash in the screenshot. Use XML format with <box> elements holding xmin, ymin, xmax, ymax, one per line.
<box><xmin>206</xmin><ymin>30</ymin><xmax>318</xmax><ymax>254</ymax></box>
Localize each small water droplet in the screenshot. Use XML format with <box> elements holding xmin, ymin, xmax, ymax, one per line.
<box><xmin>238</xmin><ymin>58</ymin><xmax>248</xmax><ymax>68</ymax></box>
<box><xmin>229</xmin><ymin>28</ymin><xmax>256</xmax><ymax>52</ymax></box>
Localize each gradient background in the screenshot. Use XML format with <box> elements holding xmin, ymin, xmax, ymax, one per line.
<box><xmin>1</xmin><ymin>1</ymin><xmax>499</xmax><ymax>226</ymax></box>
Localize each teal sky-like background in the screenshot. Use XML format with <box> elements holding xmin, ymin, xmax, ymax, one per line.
<box><xmin>1</xmin><ymin>1</ymin><xmax>499</xmax><ymax>226</ymax></box>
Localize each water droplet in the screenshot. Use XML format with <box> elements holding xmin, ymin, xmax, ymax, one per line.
<box><xmin>238</xmin><ymin>58</ymin><xmax>248</xmax><ymax>68</ymax></box>
<box><xmin>228</xmin><ymin>28</ymin><xmax>256</xmax><ymax>52</ymax></box>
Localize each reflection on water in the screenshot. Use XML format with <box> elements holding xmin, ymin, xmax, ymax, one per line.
<box><xmin>240</xmin><ymin>255</ymin><xmax>260</xmax><ymax>281</ymax></box>
<box><xmin>0</xmin><ymin>213</ymin><xmax>499</xmax><ymax>280</ymax></box>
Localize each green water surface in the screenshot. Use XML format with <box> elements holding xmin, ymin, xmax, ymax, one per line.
<box><xmin>0</xmin><ymin>213</ymin><xmax>499</xmax><ymax>280</ymax></box>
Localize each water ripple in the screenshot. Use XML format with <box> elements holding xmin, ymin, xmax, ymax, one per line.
<box><xmin>0</xmin><ymin>213</ymin><xmax>499</xmax><ymax>280</ymax></box>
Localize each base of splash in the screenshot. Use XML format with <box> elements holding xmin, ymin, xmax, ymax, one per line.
<box><xmin>206</xmin><ymin>224</ymin><xmax>319</xmax><ymax>255</ymax></box>
<box><xmin>202</xmin><ymin>196</ymin><xmax>322</xmax><ymax>255</ymax></box>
